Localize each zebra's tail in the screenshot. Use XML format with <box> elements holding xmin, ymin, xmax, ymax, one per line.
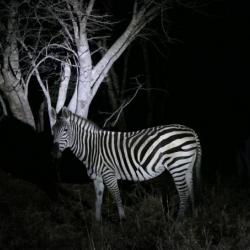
<box><xmin>194</xmin><ymin>133</ymin><xmax>202</xmax><ymax>206</ymax></box>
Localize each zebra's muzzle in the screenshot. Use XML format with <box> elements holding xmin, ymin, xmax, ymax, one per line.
<box><xmin>51</xmin><ymin>142</ymin><xmax>62</xmax><ymax>159</ymax></box>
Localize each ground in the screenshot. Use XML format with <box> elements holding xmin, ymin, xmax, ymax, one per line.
<box><xmin>1</xmin><ymin>168</ymin><xmax>250</xmax><ymax>250</ymax></box>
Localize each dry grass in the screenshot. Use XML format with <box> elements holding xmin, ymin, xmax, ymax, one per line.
<box><xmin>1</xmin><ymin>168</ymin><xmax>250</xmax><ymax>250</ymax></box>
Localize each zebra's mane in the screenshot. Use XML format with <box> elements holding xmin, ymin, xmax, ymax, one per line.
<box><xmin>69</xmin><ymin>111</ymin><xmax>100</xmax><ymax>131</ymax></box>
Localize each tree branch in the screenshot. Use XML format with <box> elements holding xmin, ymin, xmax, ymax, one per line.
<box><xmin>56</xmin><ymin>60</ymin><xmax>71</xmax><ymax>112</ymax></box>
<box><xmin>82</xmin><ymin>0</ymin><xmax>96</xmax><ymax>31</ymax></box>
<box><xmin>103</xmin><ymin>82</ymin><xmax>142</xmax><ymax>128</ymax></box>
<box><xmin>48</xmin><ymin>7</ymin><xmax>74</xmax><ymax>42</ymax></box>
<box><xmin>90</xmin><ymin>1</ymin><xmax>162</xmax><ymax>98</ymax></box>
<box><xmin>66</xmin><ymin>0</ymin><xmax>80</xmax><ymax>42</ymax></box>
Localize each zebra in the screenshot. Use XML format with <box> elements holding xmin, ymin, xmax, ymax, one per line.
<box><xmin>51</xmin><ymin>107</ymin><xmax>202</xmax><ymax>221</ymax></box>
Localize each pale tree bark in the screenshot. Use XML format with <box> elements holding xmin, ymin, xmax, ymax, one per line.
<box><xmin>63</xmin><ymin>0</ymin><xmax>94</xmax><ymax>117</ymax></box>
<box><xmin>0</xmin><ymin>1</ymin><xmax>69</xmax><ymax>130</ymax></box>
<box><xmin>56</xmin><ymin>61</ymin><xmax>71</xmax><ymax>113</ymax></box>
<box><xmin>0</xmin><ymin>94</ymin><xmax>8</xmax><ymax>118</ymax></box>
<box><xmin>18</xmin><ymin>41</ymin><xmax>53</xmax><ymax>130</ymax></box>
<box><xmin>89</xmin><ymin>1</ymin><xmax>162</xmax><ymax>115</ymax></box>
<box><xmin>0</xmin><ymin>6</ymin><xmax>35</xmax><ymax>128</ymax></box>
<box><xmin>0</xmin><ymin>1</ymin><xmax>57</xmax><ymax>130</ymax></box>
<box><xmin>49</xmin><ymin>0</ymin><xmax>164</xmax><ymax>119</ymax></box>
<box><xmin>0</xmin><ymin>0</ymin><xmax>168</xmax><ymax>130</ymax></box>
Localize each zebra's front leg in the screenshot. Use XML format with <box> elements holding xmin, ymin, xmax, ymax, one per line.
<box><xmin>93</xmin><ymin>176</ymin><xmax>104</xmax><ymax>221</ymax></box>
<box><xmin>102</xmin><ymin>171</ymin><xmax>125</xmax><ymax>220</ymax></box>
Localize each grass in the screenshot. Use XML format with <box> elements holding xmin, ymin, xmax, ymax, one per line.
<box><xmin>1</xmin><ymin>168</ymin><xmax>250</xmax><ymax>250</ymax></box>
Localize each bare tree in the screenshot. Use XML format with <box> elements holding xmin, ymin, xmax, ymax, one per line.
<box><xmin>0</xmin><ymin>0</ymin><xmax>169</xmax><ymax>130</ymax></box>
<box><xmin>46</xmin><ymin>0</ymin><xmax>167</xmax><ymax>119</ymax></box>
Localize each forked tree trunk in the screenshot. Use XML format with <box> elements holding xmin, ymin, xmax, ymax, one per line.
<box><xmin>0</xmin><ymin>0</ymin><xmax>165</xmax><ymax>130</ymax></box>
<box><xmin>63</xmin><ymin>0</ymin><xmax>162</xmax><ymax>119</ymax></box>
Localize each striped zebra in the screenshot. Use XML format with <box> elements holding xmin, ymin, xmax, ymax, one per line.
<box><xmin>51</xmin><ymin>107</ymin><xmax>201</xmax><ymax>221</ymax></box>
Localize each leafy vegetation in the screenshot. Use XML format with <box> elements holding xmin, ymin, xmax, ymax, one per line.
<box><xmin>0</xmin><ymin>168</ymin><xmax>250</xmax><ymax>250</ymax></box>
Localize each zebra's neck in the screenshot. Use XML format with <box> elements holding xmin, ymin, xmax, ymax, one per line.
<box><xmin>69</xmin><ymin>114</ymin><xmax>100</xmax><ymax>166</ymax></box>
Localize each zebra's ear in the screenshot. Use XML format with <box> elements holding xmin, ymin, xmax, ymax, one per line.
<box><xmin>61</xmin><ymin>107</ymin><xmax>70</xmax><ymax>120</ymax></box>
<box><xmin>50</xmin><ymin>107</ymin><xmax>57</xmax><ymax>127</ymax></box>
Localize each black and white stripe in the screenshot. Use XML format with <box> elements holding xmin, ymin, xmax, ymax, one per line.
<box><xmin>52</xmin><ymin>107</ymin><xmax>202</xmax><ymax>221</ymax></box>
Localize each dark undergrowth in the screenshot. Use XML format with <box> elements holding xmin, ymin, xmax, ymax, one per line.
<box><xmin>1</xmin><ymin>168</ymin><xmax>250</xmax><ymax>250</ymax></box>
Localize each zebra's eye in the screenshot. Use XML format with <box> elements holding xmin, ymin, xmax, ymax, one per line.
<box><xmin>64</xmin><ymin>127</ymin><xmax>68</xmax><ymax>132</ymax></box>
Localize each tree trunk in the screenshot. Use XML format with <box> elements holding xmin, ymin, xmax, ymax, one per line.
<box><xmin>4</xmin><ymin>90</ymin><xmax>35</xmax><ymax>128</ymax></box>
<box><xmin>0</xmin><ymin>6</ymin><xmax>35</xmax><ymax>128</ymax></box>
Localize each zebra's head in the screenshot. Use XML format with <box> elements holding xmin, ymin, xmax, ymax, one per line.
<box><xmin>51</xmin><ymin>107</ymin><xmax>72</xmax><ymax>158</ymax></box>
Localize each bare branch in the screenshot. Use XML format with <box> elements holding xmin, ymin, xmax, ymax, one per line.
<box><xmin>56</xmin><ymin>60</ymin><xmax>71</xmax><ymax>112</ymax></box>
<box><xmin>103</xmin><ymin>82</ymin><xmax>142</xmax><ymax>128</ymax></box>
<box><xmin>66</xmin><ymin>1</ymin><xmax>79</xmax><ymax>42</ymax></box>
<box><xmin>86</xmin><ymin>0</ymin><xmax>95</xmax><ymax>16</ymax></box>
<box><xmin>48</xmin><ymin>7</ymin><xmax>74</xmax><ymax>42</ymax></box>
<box><xmin>82</xmin><ymin>0</ymin><xmax>96</xmax><ymax>31</ymax></box>
<box><xmin>90</xmin><ymin>1</ymin><xmax>163</xmax><ymax>98</ymax></box>
<box><xmin>17</xmin><ymin>33</ymin><xmax>54</xmax><ymax>128</ymax></box>
<box><xmin>45</xmin><ymin>43</ymin><xmax>79</xmax><ymax>58</ymax></box>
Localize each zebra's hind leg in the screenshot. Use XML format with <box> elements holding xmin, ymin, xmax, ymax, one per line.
<box><xmin>102</xmin><ymin>171</ymin><xmax>125</xmax><ymax>220</ymax></box>
<box><xmin>185</xmin><ymin>163</ymin><xmax>194</xmax><ymax>213</ymax></box>
<box><xmin>93</xmin><ymin>176</ymin><xmax>104</xmax><ymax>221</ymax></box>
<box><xmin>171</xmin><ymin>173</ymin><xmax>190</xmax><ymax>220</ymax></box>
